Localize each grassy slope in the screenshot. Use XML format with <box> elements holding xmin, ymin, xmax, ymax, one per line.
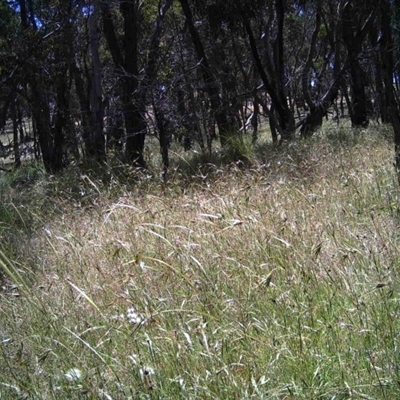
<box><xmin>1</xmin><ymin>125</ymin><xmax>400</xmax><ymax>399</ymax></box>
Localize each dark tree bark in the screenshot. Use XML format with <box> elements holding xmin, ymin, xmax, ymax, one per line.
<box><xmin>101</xmin><ymin>0</ymin><xmax>172</xmax><ymax>167</ymax></box>
<box><xmin>153</xmin><ymin>92</ymin><xmax>170</xmax><ymax>182</ymax></box>
<box><xmin>71</xmin><ymin>61</ymin><xmax>91</xmax><ymax>156</ymax></box>
<box><xmin>50</xmin><ymin>1</ymin><xmax>76</xmax><ymax>170</ymax></box>
<box><xmin>15</xmin><ymin>0</ymin><xmax>76</xmax><ymax>173</ymax></box>
<box><xmin>176</xmin><ymin>87</ymin><xmax>193</xmax><ymax>150</ymax></box>
<box><xmin>243</xmin><ymin>10</ymin><xmax>295</xmax><ymax>142</ymax></box>
<box><xmin>251</xmin><ymin>96</ymin><xmax>260</xmax><ymax>144</ymax></box>
<box><xmin>373</xmin><ymin>51</ymin><xmax>386</xmax><ymax>123</ymax></box>
<box><xmin>300</xmin><ymin>1</ymin><xmax>347</xmax><ymax>137</ymax></box>
<box><xmin>52</xmin><ymin>37</ymin><xmax>72</xmax><ymax>168</ymax></box>
<box><xmin>29</xmin><ymin>77</ymin><xmax>56</xmax><ymax>172</ymax></box>
<box><xmin>16</xmin><ymin>102</ymin><xmax>25</xmax><ymax>144</ymax></box>
<box><xmin>379</xmin><ymin>0</ymin><xmax>400</xmax><ymax>176</ymax></box>
<box><xmin>254</xmin><ymin>94</ymin><xmax>278</xmax><ymax>144</ymax></box>
<box><xmin>11</xmin><ymin>98</ymin><xmax>21</xmax><ymax>168</ymax></box>
<box><xmin>18</xmin><ymin>0</ymin><xmax>58</xmax><ymax>172</ymax></box>
<box><xmin>179</xmin><ymin>0</ymin><xmax>237</xmax><ymax>147</ymax></box>
<box><xmin>0</xmin><ymin>93</ymin><xmax>13</xmax><ymax>134</ymax></box>
<box><xmin>120</xmin><ymin>0</ymin><xmax>147</xmax><ymax>166</ymax></box>
<box><xmin>341</xmin><ymin>1</ymin><xmax>376</xmax><ymax>128</ymax></box>
<box><xmin>206</xmin><ymin>5</ymin><xmax>241</xmax><ymax>136</ymax></box>
<box><xmin>101</xmin><ymin>0</ymin><xmax>145</xmax><ymax>166</ymax></box>
<box><xmin>88</xmin><ymin>0</ymin><xmax>106</xmax><ymax>162</ymax></box>
<box><xmin>300</xmin><ymin>0</ymin><xmax>323</xmax><ymax>137</ymax></box>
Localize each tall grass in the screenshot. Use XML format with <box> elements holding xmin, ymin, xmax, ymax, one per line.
<box><xmin>1</xmin><ymin>125</ymin><xmax>400</xmax><ymax>399</ymax></box>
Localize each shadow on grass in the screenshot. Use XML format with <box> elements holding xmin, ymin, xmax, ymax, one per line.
<box><xmin>0</xmin><ymin>123</ymin><xmax>395</xmax><ymax>221</ymax></box>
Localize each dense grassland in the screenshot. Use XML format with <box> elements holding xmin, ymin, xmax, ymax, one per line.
<box><xmin>1</xmin><ymin>124</ymin><xmax>400</xmax><ymax>399</ymax></box>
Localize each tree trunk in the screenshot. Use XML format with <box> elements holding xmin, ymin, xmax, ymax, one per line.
<box><xmin>300</xmin><ymin>1</ymin><xmax>346</xmax><ymax>137</ymax></box>
<box><xmin>341</xmin><ymin>1</ymin><xmax>376</xmax><ymax>128</ymax></box>
<box><xmin>251</xmin><ymin>97</ymin><xmax>259</xmax><ymax>144</ymax></box>
<box><xmin>11</xmin><ymin>99</ymin><xmax>21</xmax><ymax>168</ymax></box>
<box><xmin>101</xmin><ymin>0</ymin><xmax>171</xmax><ymax>166</ymax></box>
<box><xmin>379</xmin><ymin>0</ymin><xmax>400</xmax><ymax>177</ymax></box>
<box><xmin>348</xmin><ymin>61</ymin><xmax>369</xmax><ymax>127</ymax></box>
<box><xmin>244</xmin><ymin>17</ymin><xmax>295</xmax><ymax>142</ymax></box>
<box><xmin>179</xmin><ymin>0</ymin><xmax>236</xmax><ymax>147</ymax></box>
<box><xmin>17</xmin><ymin>102</ymin><xmax>25</xmax><ymax>143</ymax></box>
<box><xmin>153</xmin><ymin>93</ymin><xmax>170</xmax><ymax>182</ymax></box>
<box><xmin>30</xmin><ymin>78</ymin><xmax>56</xmax><ymax>172</ymax></box>
<box><xmin>18</xmin><ymin>0</ymin><xmax>61</xmax><ymax>173</ymax></box>
<box><xmin>88</xmin><ymin>0</ymin><xmax>106</xmax><ymax>162</ymax></box>
<box><xmin>52</xmin><ymin>53</ymin><xmax>70</xmax><ymax>169</ymax></box>
<box><xmin>176</xmin><ymin>87</ymin><xmax>193</xmax><ymax>150</ymax></box>
<box><xmin>120</xmin><ymin>0</ymin><xmax>146</xmax><ymax>166</ymax></box>
<box><xmin>51</xmin><ymin>1</ymin><xmax>77</xmax><ymax>168</ymax></box>
<box><xmin>101</xmin><ymin>1</ymin><xmax>145</xmax><ymax>166</ymax></box>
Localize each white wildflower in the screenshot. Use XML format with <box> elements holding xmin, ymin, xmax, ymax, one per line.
<box><xmin>110</xmin><ymin>313</ymin><xmax>125</xmax><ymax>322</ymax></box>
<box><xmin>126</xmin><ymin>308</ymin><xmax>142</xmax><ymax>325</ymax></box>
<box><xmin>64</xmin><ymin>368</ymin><xmax>82</xmax><ymax>382</ymax></box>
<box><xmin>139</xmin><ymin>261</ymin><xmax>147</xmax><ymax>270</ymax></box>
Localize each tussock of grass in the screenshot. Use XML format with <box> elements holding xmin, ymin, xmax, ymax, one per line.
<box><xmin>1</xmin><ymin>125</ymin><xmax>400</xmax><ymax>398</ymax></box>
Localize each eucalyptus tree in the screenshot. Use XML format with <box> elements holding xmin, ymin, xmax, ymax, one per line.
<box><xmin>167</xmin><ymin>11</ymin><xmax>208</xmax><ymax>151</ymax></box>
<box><xmin>341</xmin><ymin>0</ymin><xmax>377</xmax><ymax>128</ymax></box>
<box><xmin>298</xmin><ymin>0</ymin><xmax>348</xmax><ymax>136</ymax></box>
<box><xmin>378</xmin><ymin>0</ymin><xmax>400</xmax><ymax>175</ymax></box>
<box><xmin>0</xmin><ymin>1</ymin><xmax>24</xmax><ymax>165</ymax></box>
<box><xmin>0</xmin><ymin>1</ymin><xmax>20</xmax><ymax>154</ymax></box>
<box><xmin>87</xmin><ymin>0</ymin><xmax>106</xmax><ymax>162</ymax></box>
<box><xmin>178</xmin><ymin>0</ymin><xmax>239</xmax><ymax>147</ymax></box>
<box><xmin>16</xmin><ymin>0</ymin><xmax>79</xmax><ymax>172</ymax></box>
<box><xmin>100</xmin><ymin>0</ymin><xmax>172</xmax><ymax>167</ymax></box>
<box><xmin>283</xmin><ymin>3</ymin><xmax>312</xmax><ymax>117</ymax></box>
<box><xmin>0</xmin><ymin>0</ymin><xmax>97</xmax><ymax>172</ymax></box>
<box><xmin>239</xmin><ymin>0</ymin><xmax>297</xmax><ymax>141</ymax></box>
<box><xmin>177</xmin><ymin>0</ymin><xmax>304</xmax><ymax>143</ymax></box>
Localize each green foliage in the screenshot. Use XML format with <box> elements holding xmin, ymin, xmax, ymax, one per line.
<box><xmin>222</xmin><ymin>133</ymin><xmax>255</xmax><ymax>165</ymax></box>
<box><xmin>142</xmin><ymin>0</ymin><xmax>161</xmax><ymax>21</ymax></box>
